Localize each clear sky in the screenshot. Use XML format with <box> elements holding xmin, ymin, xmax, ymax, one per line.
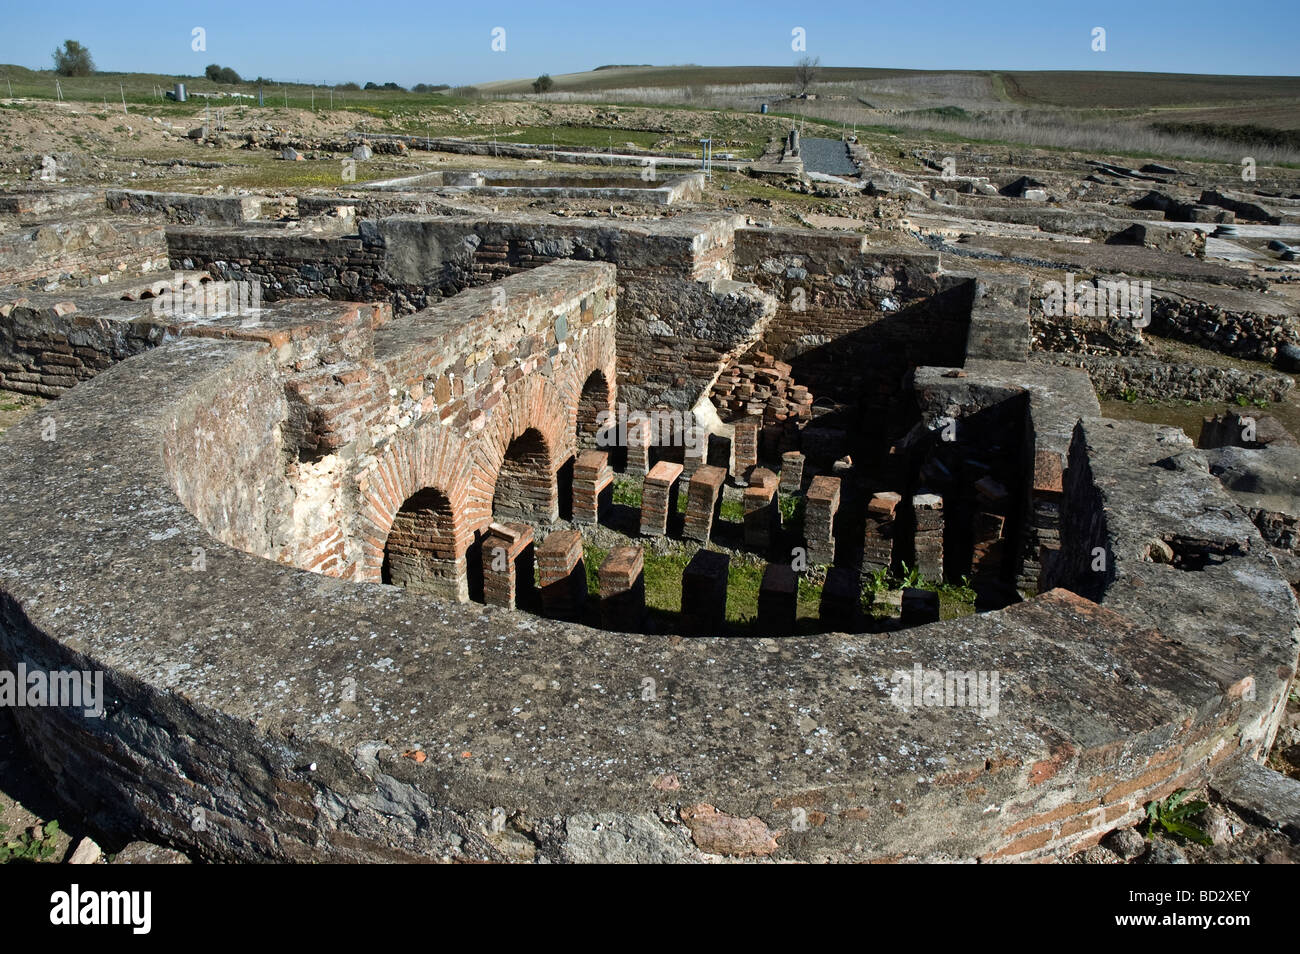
<box><xmin>4</xmin><ymin>0</ymin><xmax>1296</xmax><ymax>86</ymax></box>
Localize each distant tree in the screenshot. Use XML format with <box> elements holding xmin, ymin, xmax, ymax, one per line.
<box><xmin>335</xmin><ymin>81</ymin><xmax>360</xmax><ymax>91</ymax></box>
<box><xmin>412</xmin><ymin>83</ymin><xmax>450</xmax><ymax>93</ymax></box>
<box><xmin>532</xmin><ymin>74</ymin><xmax>554</xmax><ymax>93</ymax></box>
<box><xmin>205</xmin><ymin>64</ymin><xmax>242</xmax><ymax>84</ymax></box>
<box><xmin>52</xmin><ymin>40</ymin><xmax>94</xmax><ymax>77</ymax></box>
<box><xmin>794</xmin><ymin>55</ymin><xmax>820</xmax><ymax>94</ymax></box>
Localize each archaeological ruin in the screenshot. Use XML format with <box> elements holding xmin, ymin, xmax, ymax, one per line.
<box><xmin>1</xmin><ymin>121</ymin><xmax>1299</xmax><ymax>864</ymax></box>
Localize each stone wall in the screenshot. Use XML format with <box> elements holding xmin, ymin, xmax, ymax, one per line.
<box><xmin>0</xmin><ymin>219</ymin><xmax>168</xmax><ymax>289</ymax></box>
<box><xmin>731</xmin><ymin>228</ymin><xmax>962</xmax><ymax>428</ymax></box>
<box><xmin>1033</xmin><ymin>353</ymin><xmax>1294</xmax><ymax>404</ymax></box>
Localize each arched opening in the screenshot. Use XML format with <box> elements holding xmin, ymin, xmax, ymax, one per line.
<box><xmin>381</xmin><ymin>487</ymin><xmax>467</xmax><ymax>601</ymax></box>
<box><xmin>576</xmin><ymin>369</ymin><xmax>613</xmax><ymax>453</ymax></box>
<box><xmin>492</xmin><ymin>428</ymin><xmax>558</xmax><ymax>524</ymax></box>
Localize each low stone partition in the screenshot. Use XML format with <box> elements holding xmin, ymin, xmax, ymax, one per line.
<box><xmin>1032</xmin><ymin>352</ymin><xmax>1294</xmax><ymax>405</ymax></box>
<box><xmin>683</xmin><ymin>465</ymin><xmax>727</xmax><ymax>543</ymax></box>
<box><xmin>0</xmin><ymin>300</ymin><xmax>1294</xmax><ymax>865</ymax></box>
<box><xmin>0</xmin><ymin>218</ymin><xmax>167</xmax><ymax>289</ymax></box>
<box><xmin>105</xmin><ymin>189</ymin><xmax>292</xmax><ymax>226</ymax></box>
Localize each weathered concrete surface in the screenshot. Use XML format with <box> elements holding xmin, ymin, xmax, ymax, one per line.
<box><xmin>0</xmin><ymin>331</ymin><xmax>1293</xmax><ymax>862</ymax></box>
<box><xmin>1211</xmin><ymin>760</ymin><xmax>1300</xmax><ymax>838</ymax></box>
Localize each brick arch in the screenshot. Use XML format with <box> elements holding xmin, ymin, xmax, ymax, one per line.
<box><xmin>354</xmin><ymin>420</ymin><xmax>475</xmax><ymax>587</ymax></box>
<box><xmin>559</xmin><ymin>325</ymin><xmax>618</xmax><ymax>452</ymax></box>
<box><xmin>468</xmin><ymin>372</ymin><xmax>570</xmax><ymax>534</ymax></box>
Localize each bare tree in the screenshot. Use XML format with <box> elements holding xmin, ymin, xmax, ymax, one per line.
<box><xmin>794</xmin><ymin>56</ymin><xmax>820</xmax><ymax>95</ymax></box>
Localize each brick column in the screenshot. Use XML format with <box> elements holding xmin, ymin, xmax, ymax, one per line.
<box><xmin>481</xmin><ymin>523</ymin><xmax>535</xmax><ymax>610</ymax></box>
<box><xmin>681</xmin><ymin>549</ymin><xmax>728</xmax><ymax>635</ymax></box>
<box><xmin>732</xmin><ymin>416</ymin><xmax>760</xmax><ymax>485</ymax></box>
<box><xmin>779</xmin><ymin>450</ymin><xmax>805</xmax><ymax>493</ymax></box>
<box><xmin>819</xmin><ymin>566</ymin><xmax>861</xmax><ymax>632</ymax></box>
<box><xmin>804</xmin><ymin>475</ymin><xmax>841</xmax><ymax>566</ymax></box>
<box><xmin>862</xmin><ymin>491</ymin><xmax>901</xmax><ymax>577</ymax></box>
<box><xmin>640</xmin><ymin>460</ymin><xmax>683</xmax><ymax>537</ymax></box>
<box><xmin>1021</xmin><ymin>450</ymin><xmax>1063</xmax><ymax>591</ymax></box>
<box><xmin>683</xmin><ymin>465</ymin><xmax>727</xmax><ymax>544</ymax></box>
<box><xmin>912</xmin><ymin>493</ymin><xmax>944</xmax><ymax>581</ymax></box>
<box><xmin>537</xmin><ymin>529</ymin><xmax>586</xmax><ymax>621</ymax></box>
<box><xmin>743</xmin><ymin>467</ymin><xmax>780</xmax><ymax>550</ymax></box>
<box><xmin>598</xmin><ymin>546</ymin><xmax>645</xmax><ymax>631</ymax></box>
<box><xmin>901</xmin><ymin>587</ymin><xmax>940</xmax><ymax>626</ymax></box>
<box><xmin>758</xmin><ymin>562</ymin><xmax>797</xmax><ymax>635</ymax></box>
<box><xmin>683</xmin><ymin>432</ymin><xmax>709</xmax><ymax>480</ymax></box>
<box><xmin>573</xmin><ymin>449</ymin><xmax>613</xmax><ymax>525</ymax></box>
<box><xmin>626</xmin><ymin>415</ymin><xmax>652</xmax><ymax>476</ymax></box>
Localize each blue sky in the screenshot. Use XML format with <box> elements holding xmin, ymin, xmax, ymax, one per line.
<box><xmin>5</xmin><ymin>1</ymin><xmax>1297</xmax><ymax>86</ymax></box>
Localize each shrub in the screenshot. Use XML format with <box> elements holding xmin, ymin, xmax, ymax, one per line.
<box><xmin>532</xmin><ymin>74</ymin><xmax>554</xmax><ymax>94</ymax></box>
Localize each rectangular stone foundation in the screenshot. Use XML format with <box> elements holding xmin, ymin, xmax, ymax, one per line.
<box><xmin>743</xmin><ymin>467</ymin><xmax>779</xmax><ymax>550</ymax></box>
<box><xmin>912</xmin><ymin>493</ymin><xmax>944</xmax><ymax>581</ymax></box>
<box><xmin>758</xmin><ymin>562</ymin><xmax>797</xmax><ymax>635</ymax></box>
<box><xmin>683</xmin><ymin>465</ymin><xmax>727</xmax><ymax>544</ymax></box>
<box><xmin>780</xmin><ymin>451</ymin><xmax>805</xmax><ymax>493</ymax></box>
<box><xmin>805</xmin><ymin>475</ymin><xmax>841</xmax><ymax>566</ymax></box>
<box><xmin>640</xmin><ymin>460</ymin><xmax>683</xmax><ymax>537</ymax></box>
<box><xmin>537</xmin><ymin>529</ymin><xmax>586</xmax><ymax>621</ymax></box>
<box><xmin>573</xmin><ymin>450</ymin><xmax>613</xmax><ymax>525</ymax></box>
<box><xmin>599</xmin><ymin>546</ymin><xmax>645</xmax><ymax>631</ymax></box>
<box><xmin>863</xmin><ymin>491</ymin><xmax>901</xmax><ymax>577</ymax></box>
<box><xmin>681</xmin><ymin>549</ymin><xmax>729</xmax><ymax>635</ymax></box>
<box><xmin>482</xmin><ymin>523</ymin><xmax>535</xmax><ymax>610</ymax></box>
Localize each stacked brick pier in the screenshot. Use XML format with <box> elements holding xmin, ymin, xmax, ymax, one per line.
<box><xmin>1022</xmin><ymin>450</ymin><xmax>1064</xmax><ymax>591</ymax></box>
<box><xmin>912</xmin><ymin>493</ymin><xmax>944</xmax><ymax>581</ymax></box>
<box><xmin>743</xmin><ymin>467</ymin><xmax>780</xmax><ymax>549</ymax></box>
<box><xmin>684</xmin><ymin>465</ymin><xmax>727</xmax><ymax>544</ymax></box>
<box><xmin>640</xmin><ymin>461</ymin><xmax>683</xmax><ymax>537</ymax></box>
<box><xmin>863</xmin><ymin>492</ymin><xmax>901</xmax><ymax>577</ymax></box>
<box><xmin>758</xmin><ymin>562</ymin><xmax>798</xmax><ymax>635</ymax></box>
<box><xmin>820</xmin><ymin>566</ymin><xmax>861</xmax><ymax>632</ymax></box>
<box><xmin>626</xmin><ymin>417</ymin><xmax>652</xmax><ymax>476</ymax></box>
<box><xmin>482</xmin><ymin>523</ymin><xmax>535</xmax><ymax>610</ymax></box>
<box><xmin>901</xmin><ymin>587</ymin><xmax>940</xmax><ymax>625</ymax></box>
<box><xmin>805</xmin><ymin>475</ymin><xmax>841</xmax><ymax>566</ymax></box>
<box><xmin>731</xmin><ymin>416</ymin><xmax>760</xmax><ymax>485</ymax></box>
<box><xmin>572</xmin><ymin>450</ymin><xmax>613</xmax><ymax>525</ymax></box>
<box><xmin>681</xmin><ymin>550</ymin><xmax>729</xmax><ymax>635</ymax></box>
<box><xmin>537</xmin><ymin>530</ymin><xmax>586</xmax><ymax>621</ymax></box>
<box><xmin>971</xmin><ymin>477</ymin><xmax>1010</xmax><ymax>589</ymax></box>
<box><xmin>780</xmin><ymin>451</ymin><xmax>804</xmax><ymax>493</ymax></box>
<box><xmin>598</xmin><ymin>546</ymin><xmax>645</xmax><ymax>631</ymax></box>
